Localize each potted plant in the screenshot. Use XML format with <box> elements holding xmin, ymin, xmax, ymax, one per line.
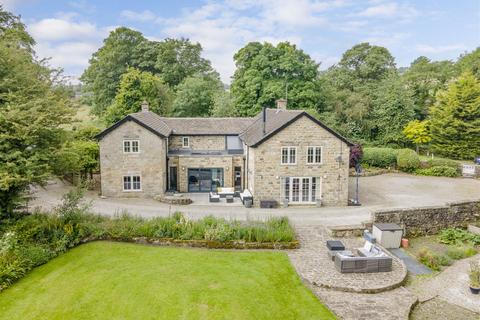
<box><xmin>469</xmin><ymin>261</ymin><xmax>480</xmax><ymax>294</ymax></box>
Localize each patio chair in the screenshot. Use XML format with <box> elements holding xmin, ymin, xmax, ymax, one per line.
<box><xmin>209</xmin><ymin>192</ymin><xmax>220</xmax><ymax>203</ymax></box>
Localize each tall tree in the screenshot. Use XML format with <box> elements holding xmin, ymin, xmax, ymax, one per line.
<box><xmin>82</xmin><ymin>32</ymin><xmax>216</xmax><ymax>116</ymax></box>
<box><xmin>153</xmin><ymin>38</ymin><xmax>216</xmax><ymax>87</ymax></box>
<box><xmin>172</xmin><ymin>76</ymin><xmax>222</xmax><ymax>117</ymax></box>
<box><xmin>211</xmin><ymin>90</ymin><xmax>235</xmax><ymax>117</ymax></box>
<box><xmin>457</xmin><ymin>48</ymin><xmax>480</xmax><ymax>79</ymax></box>
<box><xmin>104</xmin><ymin>68</ymin><xmax>172</xmax><ymax>124</ymax></box>
<box><xmin>401</xmin><ymin>56</ymin><xmax>457</xmax><ymax>119</ymax></box>
<box><xmin>429</xmin><ymin>72</ymin><xmax>480</xmax><ymax>159</ymax></box>
<box><xmin>334</xmin><ymin>42</ymin><xmax>396</xmax><ymax>89</ymax></box>
<box><xmin>231</xmin><ymin>42</ymin><xmax>323</xmax><ymax>116</ymax></box>
<box><xmin>0</xmin><ymin>7</ymin><xmax>72</xmax><ymax>217</ymax></box>
<box><xmin>81</xmin><ymin>27</ymin><xmax>148</xmax><ymax>116</ymax></box>
<box><xmin>320</xmin><ymin>43</ymin><xmax>412</xmax><ymax>144</ymax></box>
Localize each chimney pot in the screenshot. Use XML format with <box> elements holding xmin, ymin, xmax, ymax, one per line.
<box><xmin>276</xmin><ymin>99</ymin><xmax>287</xmax><ymax>110</ymax></box>
<box><xmin>141</xmin><ymin>100</ymin><xmax>149</xmax><ymax>112</ymax></box>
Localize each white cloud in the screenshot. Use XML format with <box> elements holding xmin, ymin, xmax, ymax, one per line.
<box><xmin>1</xmin><ymin>0</ymin><xmax>28</xmax><ymax>10</ymax></box>
<box><xmin>357</xmin><ymin>1</ymin><xmax>418</xmax><ymax>20</ymax></box>
<box><xmin>28</xmin><ymin>18</ymin><xmax>100</xmax><ymax>41</ymax></box>
<box><xmin>26</xmin><ymin>16</ymin><xmax>110</xmax><ymax>80</ymax></box>
<box><xmin>363</xmin><ymin>32</ymin><xmax>411</xmax><ymax>47</ymax></box>
<box><xmin>120</xmin><ymin>10</ymin><xmax>156</xmax><ymax>22</ymax></box>
<box><xmin>156</xmin><ymin>0</ymin><xmax>348</xmax><ymax>82</ymax></box>
<box><xmin>415</xmin><ymin>44</ymin><xmax>468</xmax><ymax>54</ymax></box>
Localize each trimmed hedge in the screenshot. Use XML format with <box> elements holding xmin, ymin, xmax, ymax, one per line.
<box><xmin>361</xmin><ymin>147</ymin><xmax>397</xmax><ymax>168</ymax></box>
<box><xmin>396</xmin><ymin>149</ymin><xmax>420</xmax><ymax>172</ymax></box>
<box><xmin>416</xmin><ymin>165</ymin><xmax>459</xmax><ymax>177</ymax></box>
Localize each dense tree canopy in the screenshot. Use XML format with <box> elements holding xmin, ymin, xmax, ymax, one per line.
<box><xmin>172</xmin><ymin>76</ymin><xmax>222</xmax><ymax>117</ymax></box>
<box><xmin>319</xmin><ymin>43</ymin><xmax>416</xmax><ymax>145</ymax></box>
<box><xmin>231</xmin><ymin>42</ymin><xmax>324</xmax><ymax>116</ymax></box>
<box><xmin>429</xmin><ymin>72</ymin><xmax>480</xmax><ymax>159</ymax></box>
<box><xmin>80</xmin><ymin>27</ymin><xmax>148</xmax><ymax>116</ymax></box>
<box><xmin>81</xmin><ymin>29</ymin><xmax>215</xmax><ymax>116</ymax></box>
<box><xmin>0</xmin><ymin>7</ymin><xmax>72</xmax><ymax>217</ymax></box>
<box><xmin>104</xmin><ymin>68</ymin><xmax>172</xmax><ymax>124</ymax></box>
<box><xmin>401</xmin><ymin>56</ymin><xmax>457</xmax><ymax>119</ymax></box>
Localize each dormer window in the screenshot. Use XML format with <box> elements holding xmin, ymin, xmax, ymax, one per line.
<box><xmin>182</xmin><ymin>137</ymin><xmax>190</xmax><ymax>148</ymax></box>
<box><xmin>123</xmin><ymin>140</ymin><xmax>139</xmax><ymax>153</ymax></box>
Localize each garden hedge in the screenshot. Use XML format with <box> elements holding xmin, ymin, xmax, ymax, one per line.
<box><xmin>361</xmin><ymin>147</ymin><xmax>397</xmax><ymax>168</ymax></box>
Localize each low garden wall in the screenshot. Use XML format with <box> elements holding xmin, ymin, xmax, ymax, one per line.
<box><xmin>82</xmin><ymin>237</ymin><xmax>300</xmax><ymax>250</ymax></box>
<box><xmin>372</xmin><ymin>200</ymin><xmax>480</xmax><ymax>237</ymax></box>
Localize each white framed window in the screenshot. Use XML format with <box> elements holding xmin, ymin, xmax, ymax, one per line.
<box><xmin>281</xmin><ymin>147</ymin><xmax>297</xmax><ymax>165</ymax></box>
<box><xmin>182</xmin><ymin>137</ymin><xmax>190</xmax><ymax>148</ymax></box>
<box><xmin>123</xmin><ymin>175</ymin><xmax>141</xmax><ymax>191</ymax></box>
<box><xmin>123</xmin><ymin>140</ymin><xmax>139</xmax><ymax>153</ymax></box>
<box><xmin>307</xmin><ymin>146</ymin><xmax>322</xmax><ymax>164</ymax></box>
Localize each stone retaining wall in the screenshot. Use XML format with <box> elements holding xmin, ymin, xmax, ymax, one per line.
<box><xmin>372</xmin><ymin>200</ymin><xmax>480</xmax><ymax>237</ymax></box>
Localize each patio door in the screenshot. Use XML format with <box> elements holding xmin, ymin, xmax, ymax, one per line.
<box><xmin>188</xmin><ymin>168</ymin><xmax>224</xmax><ymax>192</ymax></box>
<box><xmin>282</xmin><ymin>177</ymin><xmax>319</xmax><ymax>204</ymax></box>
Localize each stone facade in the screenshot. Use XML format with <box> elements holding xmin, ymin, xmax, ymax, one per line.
<box><xmin>98</xmin><ymin>111</ymin><xmax>350</xmax><ymax>207</ymax></box>
<box><xmin>170</xmin><ymin>155</ymin><xmax>244</xmax><ymax>192</ymax></box>
<box><xmin>246</xmin><ymin>116</ymin><xmax>350</xmax><ymax>206</ymax></box>
<box><xmin>373</xmin><ymin>200</ymin><xmax>480</xmax><ymax>236</ymax></box>
<box><xmin>169</xmin><ymin>135</ymin><xmax>225</xmax><ymax>151</ymax></box>
<box><xmin>99</xmin><ymin>120</ymin><xmax>166</xmax><ymax>198</ymax></box>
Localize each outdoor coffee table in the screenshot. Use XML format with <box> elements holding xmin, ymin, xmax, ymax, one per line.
<box><xmin>326</xmin><ymin>240</ymin><xmax>345</xmax><ymax>251</ymax></box>
<box><xmin>226</xmin><ymin>195</ymin><xmax>234</xmax><ymax>203</ymax></box>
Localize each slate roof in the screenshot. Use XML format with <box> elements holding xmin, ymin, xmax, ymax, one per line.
<box><xmin>160</xmin><ymin>117</ymin><xmax>254</xmax><ymax>135</ymax></box>
<box><xmin>95</xmin><ymin>111</ymin><xmax>254</xmax><ymax>139</ymax></box>
<box><xmin>239</xmin><ymin>109</ymin><xmax>352</xmax><ymax>147</ymax></box>
<box><xmin>96</xmin><ymin>108</ymin><xmax>352</xmax><ymax>147</ymax></box>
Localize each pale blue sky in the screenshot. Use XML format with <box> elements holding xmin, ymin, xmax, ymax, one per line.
<box><xmin>2</xmin><ymin>0</ymin><xmax>479</xmax><ymax>83</ymax></box>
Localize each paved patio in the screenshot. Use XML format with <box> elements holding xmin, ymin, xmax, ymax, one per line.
<box><xmin>288</xmin><ymin>226</ymin><xmax>416</xmax><ymax>320</ymax></box>
<box><xmin>288</xmin><ymin>226</ymin><xmax>407</xmax><ymax>293</ymax></box>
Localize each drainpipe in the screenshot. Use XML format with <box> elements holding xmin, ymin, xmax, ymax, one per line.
<box><xmin>165</xmin><ymin>137</ymin><xmax>169</xmax><ymax>192</ymax></box>
<box><xmin>262</xmin><ymin>107</ymin><xmax>266</xmax><ymax>135</ymax></box>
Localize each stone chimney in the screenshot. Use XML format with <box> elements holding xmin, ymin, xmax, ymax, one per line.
<box><xmin>141</xmin><ymin>100</ymin><xmax>149</xmax><ymax>112</ymax></box>
<box><xmin>276</xmin><ymin>99</ymin><xmax>287</xmax><ymax>110</ymax></box>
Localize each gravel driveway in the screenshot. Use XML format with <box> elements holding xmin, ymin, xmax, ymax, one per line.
<box><xmin>31</xmin><ymin>173</ymin><xmax>480</xmax><ymax>227</ymax></box>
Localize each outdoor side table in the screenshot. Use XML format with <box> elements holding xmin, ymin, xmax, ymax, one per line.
<box><xmin>326</xmin><ymin>240</ymin><xmax>345</xmax><ymax>251</ymax></box>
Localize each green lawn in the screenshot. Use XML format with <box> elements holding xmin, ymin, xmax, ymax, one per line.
<box><xmin>0</xmin><ymin>242</ymin><xmax>335</xmax><ymax>320</ymax></box>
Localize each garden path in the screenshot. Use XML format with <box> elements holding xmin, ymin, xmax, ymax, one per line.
<box><xmin>287</xmin><ymin>226</ymin><xmax>417</xmax><ymax>320</ymax></box>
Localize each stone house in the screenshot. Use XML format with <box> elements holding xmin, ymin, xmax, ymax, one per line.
<box><xmin>96</xmin><ymin>100</ymin><xmax>352</xmax><ymax>206</ymax></box>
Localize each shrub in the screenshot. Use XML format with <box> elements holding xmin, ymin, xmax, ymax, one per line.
<box><xmin>396</xmin><ymin>148</ymin><xmax>420</xmax><ymax>172</ymax></box>
<box><xmin>415</xmin><ymin>166</ymin><xmax>459</xmax><ymax>177</ymax></box>
<box><xmin>361</xmin><ymin>147</ymin><xmax>397</xmax><ymax>168</ymax></box>
<box><xmin>417</xmin><ymin>248</ymin><xmax>452</xmax><ymax>271</ymax></box>
<box><xmin>426</xmin><ymin>158</ymin><xmax>459</xmax><ymax>170</ymax></box>
<box><xmin>470</xmin><ymin>261</ymin><xmax>480</xmax><ymax>288</ymax></box>
<box><xmin>438</xmin><ymin>228</ymin><xmax>480</xmax><ymax>246</ymax></box>
<box><xmin>446</xmin><ymin>246</ymin><xmax>477</xmax><ymax>260</ymax></box>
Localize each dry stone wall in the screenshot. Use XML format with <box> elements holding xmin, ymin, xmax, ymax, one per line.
<box><xmin>373</xmin><ymin>200</ymin><xmax>480</xmax><ymax>236</ymax></box>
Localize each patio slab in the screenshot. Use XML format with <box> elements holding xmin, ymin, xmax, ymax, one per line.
<box><xmin>288</xmin><ymin>226</ymin><xmax>407</xmax><ymax>293</ymax></box>
<box><xmin>409</xmin><ymin>255</ymin><xmax>480</xmax><ymax>314</ymax></box>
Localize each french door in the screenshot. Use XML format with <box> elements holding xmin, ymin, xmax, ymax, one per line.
<box><xmin>283</xmin><ymin>177</ymin><xmax>319</xmax><ymax>204</ymax></box>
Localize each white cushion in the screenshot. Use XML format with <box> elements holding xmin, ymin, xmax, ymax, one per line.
<box><xmin>363</xmin><ymin>241</ymin><xmax>373</xmax><ymax>252</ymax></box>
